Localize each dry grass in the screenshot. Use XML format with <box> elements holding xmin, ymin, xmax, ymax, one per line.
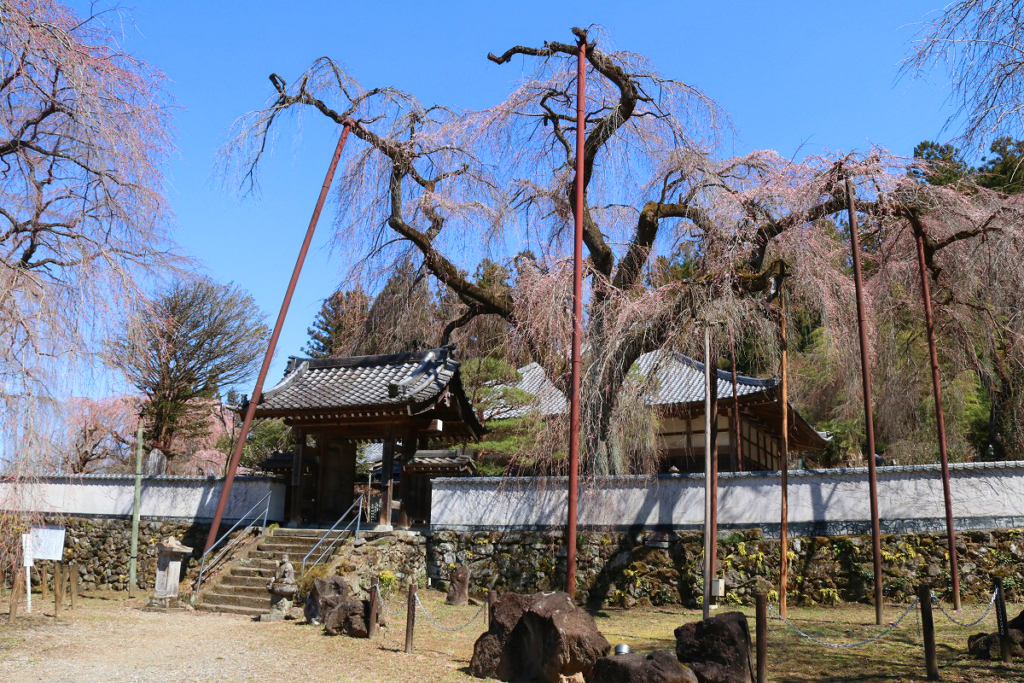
<box><xmin>0</xmin><ymin>589</ymin><xmax>1018</xmax><ymax>682</ymax></box>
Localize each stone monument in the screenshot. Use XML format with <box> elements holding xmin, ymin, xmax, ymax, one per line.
<box><xmin>148</xmin><ymin>537</ymin><xmax>193</xmax><ymax>609</ymax></box>
<box><xmin>260</xmin><ymin>554</ymin><xmax>299</xmax><ymax>622</ymax></box>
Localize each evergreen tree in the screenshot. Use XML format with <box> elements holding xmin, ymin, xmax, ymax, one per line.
<box><xmin>304</xmin><ymin>286</ymin><xmax>370</xmax><ymax>358</ymax></box>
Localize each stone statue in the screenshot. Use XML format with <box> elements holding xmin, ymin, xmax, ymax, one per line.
<box><xmin>261</xmin><ymin>554</ymin><xmax>299</xmax><ymax>622</ymax></box>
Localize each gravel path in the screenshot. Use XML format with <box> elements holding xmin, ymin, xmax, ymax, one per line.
<box><xmin>0</xmin><ymin>592</ymin><xmax>482</xmax><ymax>682</ymax></box>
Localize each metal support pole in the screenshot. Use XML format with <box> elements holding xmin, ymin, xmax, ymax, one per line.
<box><xmin>779</xmin><ymin>290</ymin><xmax>789</xmax><ymax>619</ymax></box>
<box><xmin>404</xmin><ymin>583</ymin><xmax>416</xmax><ymax>654</ymax></box>
<box><xmin>566</xmin><ymin>33</ymin><xmax>587</xmax><ymax>599</ymax></box>
<box><xmin>755</xmin><ymin>592</ymin><xmax>767</xmax><ymax>683</ymax></box>
<box><xmin>710</xmin><ymin>351</ymin><xmax>719</xmax><ymax>579</ymax></box>
<box><xmin>919</xmin><ymin>584</ymin><xmax>939</xmax><ymax>680</ymax></box>
<box><xmin>203</xmin><ymin>123</ymin><xmax>352</xmax><ymax>553</ymax></box>
<box><xmin>913</xmin><ymin>219</ymin><xmax>962</xmax><ymax>611</ymax></box>
<box><xmin>730</xmin><ymin>330</ymin><xmax>743</xmax><ymax>472</ymax></box>
<box><xmin>846</xmin><ymin>177</ymin><xmax>885</xmax><ymax>626</ymax></box>
<box><xmin>129</xmin><ymin>419</ymin><xmax>143</xmax><ymax>597</ymax></box>
<box><xmin>703</xmin><ymin>326</ymin><xmax>713</xmax><ymax>621</ymax></box>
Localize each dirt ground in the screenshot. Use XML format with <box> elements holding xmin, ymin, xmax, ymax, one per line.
<box><xmin>0</xmin><ymin>590</ymin><xmax>1019</xmax><ymax>682</ymax></box>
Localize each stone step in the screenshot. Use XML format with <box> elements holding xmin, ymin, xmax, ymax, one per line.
<box><xmin>221</xmin><ymin>575</ymin><xmax>270</xmax><ymax>588</ymax></box>
<box><xmin>196</xmin><ymin>602</ymin><xmax>266</xmax><ymax>618</ymax></box>
<box><xmin>201</xmin><ymin>591</ymin><xmax>272</xmax><ymax>610</ymax></box>
<box><xmin>210</xmin><ymin>583</ymin><xmax>270</xmax><ymax>597</ymax></box>
<box><xmin>229</xmin><ymin>566</ymin><xmax>274</xmax><ymax>578</ymax></box>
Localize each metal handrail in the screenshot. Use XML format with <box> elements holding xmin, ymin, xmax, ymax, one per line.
<box><xmin>302</xmin><ymin>494</ymin><xmax>363</xmax><ymax>573</ymax></box>
<box><xmin>194</xmin><ymin>491</ymin><xmax>272</xmax><ymax>595</ymax></box>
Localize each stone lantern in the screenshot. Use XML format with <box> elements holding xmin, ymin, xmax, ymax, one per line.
<box><xmin>149</xmin><ymin>537</ymin><xmax>193</xmax><ymax>608</ymax></box>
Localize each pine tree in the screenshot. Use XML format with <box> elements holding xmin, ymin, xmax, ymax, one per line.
<box><xmin>304</xmin><ymin>286</ymin><xmax>371</xmax><ymax>358</ymax></box>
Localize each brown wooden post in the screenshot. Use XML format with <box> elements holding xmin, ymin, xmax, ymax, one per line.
<box><xmin>404</xmin><ymin>583</ymin><xmax>416</xmax><ymax>654</ymax></box>
<box><xmin>919</xmin><ymin>585</ymin><xmax>939</xmax><ymax>680</ymax></box>
<box><xmin>380</xmin><ymin>433</ymin><xmax>396</xmax><ymax>529</ymax></box>
<box><xmin>368</xmin><ymin>576</ymin><xmax>380</xmax><ymax>639</ymax></box>
<box><xmin>397</xmin><ymin>430</ymin><xmax>417</xmax><ymax>529</ymax></box>
<box><xmin>40</xmin><ymin>565</ymin><xmax>47</xmax><ymax>602</ymax></box>
<box><xmin>70</xmin><ymin>566</ymin><xmax>78</xmax><ymax>611</ymax></box>
<box><xmin>755</xmin><ymin>593</ymin><xmax>767</xmax><ymax>683</ymax></box>
<box><xmin>488</xmin><ymin>589</ymin><xmax>496</xmax><ymax>628</ymax></box>
<box><xmin>8</xmin><ymin>569</ymin><xmax>22</xmax><ymax>624</ymax></box>
<box><xmin>290</xmin><ymin>430</ymin><xmax>305</xmax><ymax>525</ymax></box>
<box><xmin>995</xmin><ymin>577</ymin><xmax>1012</xmax><ymax>667</ymax></box>
<box><xmin>54</xmin><ymin>562</ymin><xmax>62</xmax><ymax>617</ymax></box>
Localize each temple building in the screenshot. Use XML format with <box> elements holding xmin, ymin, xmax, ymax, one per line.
<box><xmin>244</xmin><ymin>345</ymin><xmax>483</xmax><ymax>528</ymax></box>
<box><xmin>497</xmin><ymin>350</ymin><xmax>828</xmax><ymax>472</ymax></box>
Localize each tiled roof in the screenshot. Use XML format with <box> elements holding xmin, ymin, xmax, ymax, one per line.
<box><xmin>635</xmin><ymin>350</ymin><xmax>777</xmax><ymax>405</ymax></box>
<box><xmin>256</xmin><ymin>347</ymin><xmax>459</xmax><ymax>412</ymax></box>
<box><xmin>489</xmin><ymin>349</ymin><xmax>777</xmax><ymax>418</ymax></box>
<box><xmin>407</xmin><ymin>449</ymin><xmax>474</xmax><ymax>469</ymax></box>
<box><xmin>487</xmin><ymin>362</ymin><xmax>568</xmax><ymax>419</ymax></box>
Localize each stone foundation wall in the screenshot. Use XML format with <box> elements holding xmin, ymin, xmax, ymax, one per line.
<box><xmin>426</xmin><ymin>528</ymin><xmax>1024</xmax><ymax>607</ymax></box>
<box><xmin>39</xmin><ymin>516</ymin><xmax>211</xmax><ymax>591</ymax></box>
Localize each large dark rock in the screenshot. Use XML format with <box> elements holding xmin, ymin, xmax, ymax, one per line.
<box><xmin>590</xmin><ymin>650</ymin><xmax>698</xmax><ymax>683</ymax></box>
<box><xmin>470</xmin><ymin>591</ymin><xmax>610</xmax><ymax>682</ymax></box>
<box><xmin>447</xmin><ymin>565</ymin><xmax>471</xmax><ymax>606</ymax></box>
<box><xmin>967</xmin><ymin>629</ymin><xmax>1024</xmax><ymax>659</ymax></box>
<box><xmin>674</xmin><ymin>611</ymin><xmax>754</xmax><ymax>683</ymax></box>
<box><xmin>322</xmin><ymin>599</ymin><xmax>384</xmax><ymax>637</ymax></box>
<box><xmin>304</xmin><ymin>575</ymin><xmax>354</xmax><ymax>625</ymax></box>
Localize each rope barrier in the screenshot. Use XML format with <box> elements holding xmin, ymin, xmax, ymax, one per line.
<box><xmin>932</xmin><ymin>590</ymin><xmax>997</xmax><ymax>628</ymax></box>
<box><xmin>414</xmin><ymin>591</ymin><xmax>488</xmax><ymax>633</ymax></box>
<box><xmin>768</xmin><ymin>598</ymin><xmax>920</xmax><ymax>649</ymax></box>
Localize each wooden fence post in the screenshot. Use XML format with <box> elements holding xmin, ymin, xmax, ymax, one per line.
<box><xmin>54</xmin><ymin>562</ymin><xmax>62</xmax><ymax>617</ymax></box>
<box><xmin>70</xmin><ymin>566</ymin><xmax>78</xmax><ymax>611</ymax></box>
<box><xmin>405</xmin><ymin>583</ymin><xmax>416</xmax><ymax>654</ymax></box>
<box><xmin>488</xmin><ymin>589</ymin><xmax>496</xmax><ymax>629</ymax></box>
<box><xmin>995</xmin><ymin>578</ymin><xmax>1012</xmax><ymax>667</ymax></box>
<box><xmin>918</xmin><ymin>585</ymin><xmax>939</xmax><ymax>681</ymax></box>
<box><xmin>8</xmin><ymin>569</ymin><xmax>23</xmax><ymax>624</ymax></box>
<box><xmin>755</xmin><ymin>593</ymin><xmax>767</xmax><ymax>683</ymax></box>
<box><xmin>368</xmin><ymin>576</ymin><xmax>380</xmax><ymax>639</ymax></box>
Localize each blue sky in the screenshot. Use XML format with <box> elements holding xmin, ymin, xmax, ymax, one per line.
<box><xmin>99</xmin><ymin>1</ymin><xmax>958</xmax><ymax>391</ymax></box>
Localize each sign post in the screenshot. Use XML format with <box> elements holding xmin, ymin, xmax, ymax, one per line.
<box><xmin>21</xmin><ymin>533</ymin><xmax>32</xmax><ymax>614</ymax></box>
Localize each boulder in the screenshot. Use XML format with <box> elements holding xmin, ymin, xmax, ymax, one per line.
<box><xmin>471</xmin><ymin>592</ymin><xmax>539</xmax><ymax>679</ymax></box>
<box><xmin>446</xmin><ymin>565</ymin><xmax>472</xmax><ymax>606</ymax></box>
<box><xmin>967</xmin><ymin>629</ymin><xmax>1024</xmax><ymax>659</ymax></box>
<box><xmin>590</xmin><ymin>650</ymin><xmax>698</xmax><ymax>683</ymax></box>
<box><xmin>322</xmin><ymin>599</ymin><xmax>384</xmax><ymax>637</ymax></box>
<box><xmin>304</xmin><ymin>575</ymin><xmax>354</xmax><ymax>625</ymax></box>
<box><xmin>674</xmin><ymin>611</ymin><xmax>754</xmax><ymax>683</ymax></box>
<box><xmin>470</xmin><ymin>591</ymin><xmax>610</xmax><ymax>682</ymax></box>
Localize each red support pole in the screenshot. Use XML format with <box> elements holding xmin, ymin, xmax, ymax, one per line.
<box><xmin>203</xmin><ymin>123</ymin><xmax>352</xmax><ymax>553</ymax></box>
<box><xmin>566</xmin><ymin>34</ymin><xmax>586</xmax><ymax>600</ymax></box>
<box><xmin>730</xmin><ymin>331</ymin><xmax>743</xmax><ymax>473</ymax></box>
<box><xmin>779</xmin><ymin>290</ymin><xmax>789</xmax><ymax>619</ymax></box>
<box><xmin>913</xmin><ymin>218</ymin><xmax>962</xmax><ymax>611</ymax></box>
<box><xmin>845</xmin><ymin>177</ymin><xmax>884</xmax><ymax>626</ymax></box>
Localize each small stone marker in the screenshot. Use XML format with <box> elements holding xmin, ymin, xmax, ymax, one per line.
<box><xmin>446</xmin><ymin>565</ymin><xmax>471</xmax><ymax>606</ymax></box>
<box><xmin>149</xmin><ymin>537</ymin><xmax>193</xmax><ymax>609</ymax></box>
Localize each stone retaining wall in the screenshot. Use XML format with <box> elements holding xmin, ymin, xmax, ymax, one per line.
<box><xmin>36</xmin><ymin>516</ymin><xmax>211</xmax><ymax>592</ymax></box>
<box><xmin>426</xmin><ymin>527</ymin><xmax>1024</xmax><ymax>607</ymax></box>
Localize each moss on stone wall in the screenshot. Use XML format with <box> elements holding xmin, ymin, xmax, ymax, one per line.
<box><xmin>427</xmin><ymin>528</ymin><xmax>1024</xmax><ymax>607</ymax></box>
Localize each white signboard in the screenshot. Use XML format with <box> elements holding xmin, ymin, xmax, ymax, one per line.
<box><xmin>28</xmin><ymin>525</ymin><xmax>65</xmax><ymax>561</ymax></box>
<box><xmin>21</xmin><ymin>533</ymin><xmax>32</xmax><ymax>567</ymax></box>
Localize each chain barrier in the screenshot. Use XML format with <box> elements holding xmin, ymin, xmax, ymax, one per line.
<box><xmin>932</xmin><ymin>590</ymin><xmax>997</xmax><ymax>628</ymax></box>
<box><xmin>414</xmin><ymin>591</ymin><xmax>487</xmax><ymax>633</ymax></box>
<box><xmin>371</xmin><ymin>584</ymin><xmax>403</xmax><ymax>618</ymax></box>
<box><xmin>768</xmin><ymin>598</ymin><xmax>920</xmax><ymax>649</ymax></box>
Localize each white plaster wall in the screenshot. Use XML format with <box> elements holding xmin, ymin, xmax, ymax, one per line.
<box><xmin>431</xmin><ymin>462</ymin><xmax>1024</xmax><ymax>530</ymax></box>
<box><xmin>0</xmin><ymin>476</ymin><xmax>286</xmax><ymax>522</ymax></box>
